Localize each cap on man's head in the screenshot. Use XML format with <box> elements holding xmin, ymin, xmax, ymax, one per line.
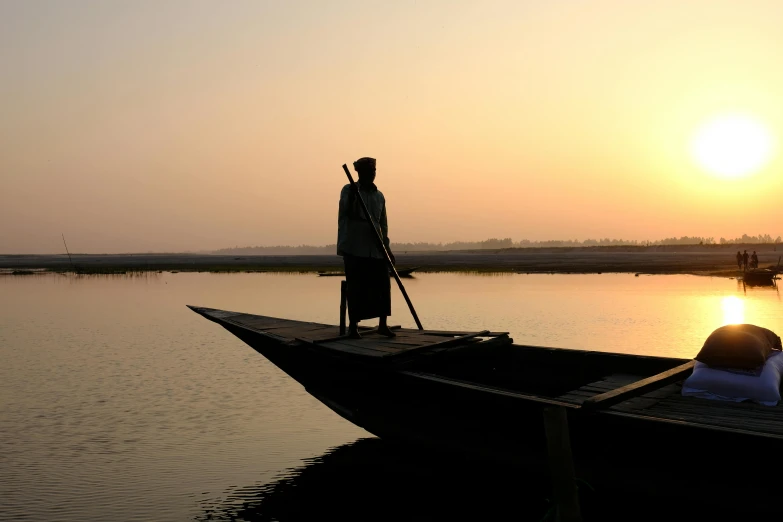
<box><xmin>353</xmin><ymin>157</ymin><xmax>376</xmax><ymax>172</ymax></box>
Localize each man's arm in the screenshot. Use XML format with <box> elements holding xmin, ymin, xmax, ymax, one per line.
<box><xmin>337</xmin><ymin>185</ymin><xmax>352</xmax><ymax>256</ymax></box>
<box><xmin>338</xmin><ymin>185</ymin><xmax>351</xmax><ymax>220</ymax></box>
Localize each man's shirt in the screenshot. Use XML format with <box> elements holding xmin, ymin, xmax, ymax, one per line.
<box><xmin>337</xmin><ymin>182</ymin><xmax>390</xmax><ymax>259</ymax></box>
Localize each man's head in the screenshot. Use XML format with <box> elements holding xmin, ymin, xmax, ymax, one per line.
<box><xmin>353</xmin><ymin>157</ymin><xmax>377</xmax><ymax>184</ymax></box>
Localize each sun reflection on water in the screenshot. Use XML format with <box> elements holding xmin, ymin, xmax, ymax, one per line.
<box><xmin>721</xmin><ymin>296</ymin><xmax>745</xmax><ymax>325</ymax></box>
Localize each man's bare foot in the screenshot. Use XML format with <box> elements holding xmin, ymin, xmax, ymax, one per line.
<box><xmin>377</xmin><ymin>326</ymin><xmax>396</xmax><ymax>338</ymax></box>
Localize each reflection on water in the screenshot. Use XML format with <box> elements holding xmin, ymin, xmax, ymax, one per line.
<box><xmin>196</xmin><ymin>438</ymin><xmax>556</xmax><ymax>521</ymax></box>
<box><xmin>3</xmin><ymin>272</ymin><xmax>783</xmax><ymax>521</ymax></box>
<box><xmin>740</xmin><ymin>277</ymin><xmax>781</xmax><ymax>294</ymax></box>
<box><xmin>195</xmin><ymin>438</ymin><xmax>746</xmax><ymax>522</ymax></box>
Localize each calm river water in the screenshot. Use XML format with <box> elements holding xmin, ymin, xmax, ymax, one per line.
<box><xmin>1</xmin><ymin>272</ymin><xmax>781</xmax><ymax>521</ymax></box>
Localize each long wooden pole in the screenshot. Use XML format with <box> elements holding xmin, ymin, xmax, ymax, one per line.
<box><xmin>341</xmin><ymin>164</ymin><xmax>423</xmax><ymax>330</ymax></box>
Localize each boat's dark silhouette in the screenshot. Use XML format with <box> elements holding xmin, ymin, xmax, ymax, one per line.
<box><xmin>741</xmin><ymin>268</ymin><xmax>778</xmax><ymax>286</ymax></box>
<box><xmin>189</xmin><ymin>305</ymin><xmax>783</xmax><ymax>515</ymax></box>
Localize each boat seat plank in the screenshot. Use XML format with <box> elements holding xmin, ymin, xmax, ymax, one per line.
<box><xmin>557</xmin><ymin>374</ymin><xmax>682</xmax><ymax>411</ymax></box>
<box><xmin>581</xmin><ymin>361</ymin><xmax>696</xmax><ymax>410</ymax></box>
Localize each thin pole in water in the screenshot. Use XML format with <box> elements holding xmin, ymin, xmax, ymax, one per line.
<box><xmin>62</xmin><ymin>233</ymin><xmax>75</xmax><ymax>272</ymax></box>
<box><xmin>341</xmin><ymin>164</ymin><xmax>423</xmax><ymax>330</ymax></box>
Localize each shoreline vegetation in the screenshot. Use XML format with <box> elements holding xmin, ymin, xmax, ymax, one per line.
<box><xmin>2</xmin><ymin>243</ymin><xmax>781</xmax><ymax>277</ymax></box>
<box><xmin>213</xmin><ymin>234</ymin><xmax>783</xmax><ymax>255</ymax></box>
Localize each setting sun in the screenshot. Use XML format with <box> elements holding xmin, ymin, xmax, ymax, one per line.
<box><xmin>721</xmin><ymin>295</ymin><xmax>745</xmax><ymax>325</ymax></box>
<box><xmin>690</xmin><ymin>114</ymin><xmax>774</xmax><ymax>179</ymax></box>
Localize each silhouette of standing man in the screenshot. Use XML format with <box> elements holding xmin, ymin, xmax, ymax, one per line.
<box><xmin>736</xmin><ymin>251</ymin><xmax>743</xmax><ymax>269</ymax></box>
<box><xmin>743</xmin><ymin>250</ymin><xmax>749</xmax><ymax>271</ymax></box>
<box><xmin>751</xmin><ymin>250</ymin><xmax>759</xmax><ymax>269</ymax></box>
<box><xmin>337</xmin><ymin>157</ymin><xmax>396</xmax><ymax>339</ymax></box>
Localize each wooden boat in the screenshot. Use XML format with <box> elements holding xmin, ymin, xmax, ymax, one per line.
<box><xmin>741</xmin><ymin>268</ymin><xmax>778</xmax><ymax>285</ymax></box>
<box><xmin>189</xmin><ymin>306</ymin><xmax>783</xmax><ymax>512</ymax></box>
<box><xmin>317</xmin><ymin>266</ymin><xmax>420</xmax><ymax>278</ymax></box>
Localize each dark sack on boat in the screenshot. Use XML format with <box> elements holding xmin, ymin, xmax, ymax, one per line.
<box><xmin>695</xmin><ymin>324</ymin><xmax>782</xmax><ymax>370</ymax></box>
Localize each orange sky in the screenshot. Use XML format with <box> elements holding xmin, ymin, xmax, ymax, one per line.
<box><xmin>2</xmin><ymin>1</ymin><xmax>783</xmax><ymax>253</ymax></box>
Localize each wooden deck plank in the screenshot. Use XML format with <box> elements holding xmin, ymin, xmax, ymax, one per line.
<box><xmin>304</xmin><ymin>331</ymin><xmax>500</xmax><ymax>361</ymax></box>
<box><xmin>320</xmin><ymin>341</ymin><xmax>395</xmax><ymax>357</ymax></box>
<box><xmin>321</xmin><ymin>338</ymin><xmax>401</xmax><ymax>354</ymax></box>
<box><xmin>564</xmin><ymin>370</ymin><xmax>783</xmax><ymax>434</ymax></box>
<box><xmin>391</xmin><ymin>335</ymin><xmax>512</xmax><ymax>370</ymax></box>
<box><xmin>257</xmin><ymin>323</ymin><xmax>330</xmax><ymax>333</ymax></box>
<box><xmin>231</xmin><ymin>315</ymin><xmax>300</xmax><ymax>328</ymax></box>
<box><xmin>652</xmin><ymin>400</ymin><xmax>783</xmax><ymax>419</ymax></box>
<box><xmin>251</xmin><ymin>326</ymin><xmax>335</xmax><ymax>338</ymax></box>
<box><xmin>393</xmin><ymin>330</ymin><xmax>479</xmax><ymax>341</ymax></box>
<box><xmin>389</xmin><ymin>334</ymin><xmax>454</xmax><ymax>344</ymax></box>
<box><xmin>417</xmin><ymin>329</ymin><xmax>509</xmax><ymax>337</ymax></box>
<box><xmin>364</xmin><ymin>342</ymin><xmax>412</xmax><ymax>351</ymax></box>
<box><xmin>600</xmin><ymin>386</ymin><xmax>783</xmax><ymax>435</ymax></box>
<box><xmin>196</xmin><ymin>308</ymin><xmax>504</xmax><ymax>362</ymax></box>
<box><xmin>365</xmin><ymin>338</ymin><xmax>429</xmax><ymax>347</ymax></box>
<box><xmin>662</xmin><ymin>392</ymin><xmax>783</xmax><ymax>412</ymax></box>
<box><xmin>385</xmin><ymin>331</ymin><xmax>491</xmax><ymax>358</ymax></box>
<box><xmin>323</xmin><ymin>345</ymin><xmax>388</xmax><ymax>358</ymax></box>
<box><xmin>315</xmin><ymin>341</ymin><xmax>393</xmax><ymax>357</ymax></box>
<box><xmin>299</xmin><ymin>326</ymin><xmax>403</xmax><ymax>344</ymax></box>
<box><xmin>643</xmin><ymin>409</ymin><xmax>783</xmax><ymax>435</ymax></box>
<box><xmin>650</xmin><ymin>406</ymin><xmax>783</xmax><ymax>424</ymax></box>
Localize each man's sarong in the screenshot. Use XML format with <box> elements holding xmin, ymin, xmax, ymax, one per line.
<box><xmin>343</xmin><ymin>255</ymin><xmax>391</xmax><ymax>321</ymax></box>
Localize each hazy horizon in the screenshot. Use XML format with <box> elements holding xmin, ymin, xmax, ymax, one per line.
<box><xmin>4</xmin><ymin>1</ymin><xmax>783</xmax><ymax>254</ymax></box>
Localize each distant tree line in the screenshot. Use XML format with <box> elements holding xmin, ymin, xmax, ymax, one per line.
<box><xmin>212</xmin><ymin>233</ymin><xmax>782</xmax><ymax>254</ymax></box>
<box><xmin>718</xmin><ymin>233</ymin><xmax>782</xmax><ymax>244</ymax></box>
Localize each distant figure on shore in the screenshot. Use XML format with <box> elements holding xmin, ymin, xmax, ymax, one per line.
<box><xmin>743</xmin><ymin>250</ymin><xmax>749</xmax><ymax>271</ymax></box>
<box><xmin>751</xmin><ymin>251</ymin><xmax>759</xmax><ymax>269</ymax></box>
<box><xmin>736</xmin><ymin>251</ymin><xmax>743</xmax><ymax>269</ymax></box>
<box><xmin>337</xmin><ymin>157</ymin><xmax>396</xmax><ymax>339</ymax></box>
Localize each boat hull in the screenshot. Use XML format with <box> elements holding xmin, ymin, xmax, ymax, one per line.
<box><xmin>219</xmin><ymin>321</ymin><xmax>783</xmax><ymax>505</ymax></box>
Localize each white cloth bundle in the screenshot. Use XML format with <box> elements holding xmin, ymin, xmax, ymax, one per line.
<box><xmin>682</xmin><ymin>351</ymin><xmax>783</xmax><ymax>406</ymax></box>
